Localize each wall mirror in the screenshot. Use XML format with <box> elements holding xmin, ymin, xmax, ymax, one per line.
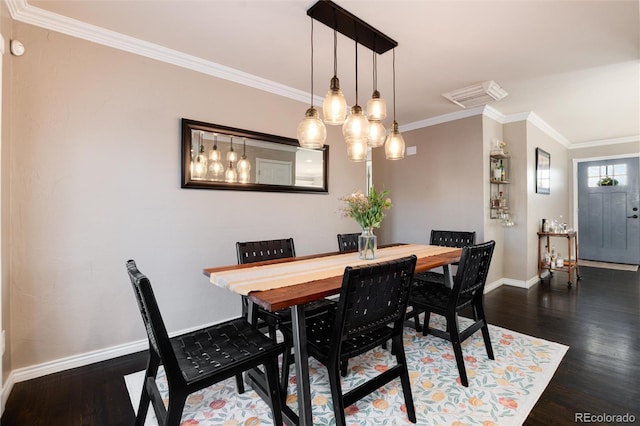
<box><xmin>181</xmin><ymin>118</ymin><xmax>328</xmax><ymax>193</ymax></box>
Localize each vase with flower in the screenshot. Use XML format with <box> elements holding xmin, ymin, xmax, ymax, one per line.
<box><xmin>340</xmin><ymin>186</ymin><xmax>392</xmax><ymax>260</ymax></box>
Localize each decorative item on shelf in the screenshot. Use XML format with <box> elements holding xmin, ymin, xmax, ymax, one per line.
<box><xmin>597</xmin><ymin>176</ymin><xmax>619</xmax><ymax>186</ymax></box>
<box><xmin>236</xmin><ymin>138</ymin><xmax>251</xmax><ymax>183</ymax></box>
<box><xmin>297</xmin><ymin>17</ymin><xmax>327</xmax><ymax>149</ymax></box>
<box><xmin>305</xmin><ymin>0</ymin><xmax>402</xmax><ymax>162</ymax></box>
<box><xmin>339</xmin><ymin>186</ymin><xmax>392</xmax><ymax>260</ymax></box>
<box><xmin>490</xmin><ymin>139</ymin><xmax>507</xmax><ymax>156</ymax></box>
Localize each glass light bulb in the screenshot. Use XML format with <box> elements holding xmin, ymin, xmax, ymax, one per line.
<box><xmin>227</xmin><ymin>149</ymin><xmax>238</xmax><ymax>163</ymax></box>
<box><xmin>322</xmin><ymin>77</ymin><xmax>347</xmax><ymax>125</ymax></box>
<box><xmin>237</xmin><ymin>156</ymin><xmax>251</xmax><ymax>177</ymax></box>
<box><xmin>342</xmin><ymin>105</ymin><xmax>369</xmax><ymax>145</ymax></box>
<box><xmin>347</xmin><ymin>140</ymin><xmax>367</xmax><ymax>162</ymax></box>
<box><xmin>367</xmin><ymin>120</ymin><xmax>386</xmax><ymax>148</ymax></box>
<box><xmin>209</xmin><ymin>147</ymin><xmax>220</xmax><ymax>162</ymax></box>
<box><xmin>384</xmin><ymin>121</ymin><xmax>405</xmax><ymax>160</ymax></box>
<box><xmin>297</xmin><ymin>107</ymin><xmax>326</xmax><ymax>149</ymax></box>
<box><xmin>366</xmin><ymin>91</ymin><xmax>387</xmax><ymax>121</ymax></box>
<box><xmin>224</xmin><ymin>162</ymin><xmax>237</xmax><ymax>183</ymax></box>
<box><xmin>209</xmin><ymin>159</ymin><xmax>224</xmax><ymax>178</ymax></box>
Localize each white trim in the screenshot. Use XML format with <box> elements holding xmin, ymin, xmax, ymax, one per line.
<box><xmin>502</xmin><ymin>275</ymin><xmax>540</xmax><ymax>289</ymax></box>
<box><xmin>400</xmin><ymin>106</ymin><xmax>485</xmax><ymax>132</ymax></box>
<box><xmin>1</xmin><ymin>371</ymin><xmax>15</xmax><ymax>413</ymax></box>
<box><xmin>484</xmin><ymin>279</ymin><xmax>503</xmax><ymax>293</ymax></box>
<box><xmin>7</xmin><ymin>0</ymin><xmax>637</xmax><ymax>148</ymax></box>
<box><xmin>0</xmin><ymin>34</ymin><xmax>5</xmax><ymax>55</ymax></box>
<box><xmin>569</xmin><ymin>135</ymin><xmax>640</xmax><ymax>149</ymax></box>
<box><xmin>526</xmin><ymin>112</ymin><xmax>571</xmax><ymax>147</ymax></box>
<box><xmin>5</xmin><ymin>0</ymin><xmax>315</xmax><ymax>105</ymax></box>
<box><xmin>7</xmin><ymin>318</ymin><xmax>229</xmax><ymax>384</ymax></box>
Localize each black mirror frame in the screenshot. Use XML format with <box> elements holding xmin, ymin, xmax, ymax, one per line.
<box><xmin>181</xmin><ymin>118</ymin><xmax>329</xmax><ymax>194</ymax></box>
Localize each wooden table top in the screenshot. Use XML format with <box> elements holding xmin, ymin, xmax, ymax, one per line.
<box><xmin>203</xmin><ymin>246</ymin><xmax>461</xmax><ymax>312</ymax></box>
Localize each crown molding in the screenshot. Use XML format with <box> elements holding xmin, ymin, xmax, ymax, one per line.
<box><xmin>6</xmin><ymin>0</ymin><xmax>635</xmax><ymax>149</ymax></box>
<box><xmin>568</xmin><ymin>135</ymin><xmax>640</xmax><ymax>150</ymax></box>
<box><xmin>5</xmin><ymin>0</ymin><xmax>314</xmax><ymax>105</ymax></box>
<box><xmin>400</xmin><ymin>106</ymin><xmax>486</xmax><ymax>132</ymax></box>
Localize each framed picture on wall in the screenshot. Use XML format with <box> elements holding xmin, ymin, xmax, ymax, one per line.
<box><xmin>536</xmin><ymin>148</ymin><xmax>550</xmax><ymax>194</ymax></box>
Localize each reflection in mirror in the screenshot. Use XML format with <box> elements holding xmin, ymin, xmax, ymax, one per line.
<box><xmin>182</xmin><ymin>119</ymin><xmax>328</xmax><ymax>193</ymax></box>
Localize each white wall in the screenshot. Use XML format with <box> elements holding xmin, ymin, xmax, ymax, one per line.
<box><xmin>5</xmin><ymin>22</ymin><xmax>365</xmax><ymax>371</ymax></box>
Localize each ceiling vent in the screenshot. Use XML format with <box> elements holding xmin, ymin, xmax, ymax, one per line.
<box><xmin>443</xmin><ymin>80</ymin><xmax>508</xmax><ymax>108</ymax></box>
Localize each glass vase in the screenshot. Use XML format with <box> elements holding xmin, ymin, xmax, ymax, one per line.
<box><xmin>358</xmin><ymin>227</ymin><xmax>377</xmax><ymax>260</ymax></box>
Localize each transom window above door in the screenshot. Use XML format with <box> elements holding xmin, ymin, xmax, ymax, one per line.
<box><xmin>587</xmin><ymin>164</ymin><xmax>627</xmax><ymax>187</ymax></box>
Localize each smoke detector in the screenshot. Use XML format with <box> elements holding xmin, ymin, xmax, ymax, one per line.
<box><xmin>443</xmin><ymin>80</ymin><xmax>508</xmax><ymax>108</ymax></box>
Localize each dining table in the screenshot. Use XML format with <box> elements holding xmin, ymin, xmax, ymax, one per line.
<box><xmin>203</xmin><ymin>243</ymin><xmax>462</xmax><ymax>426</ymax></box>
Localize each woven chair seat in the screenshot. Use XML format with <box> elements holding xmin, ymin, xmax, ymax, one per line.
<box><xmin>172</xmin><ymin>318</ymin><xmax>282</xmax><ymax>384</ymax></box>
<box><xmin>408</xmin><ymin>283</ymin><xmax>474</xmax><ymax>313</ymax></box>
<box><xmin>413</xmin><ymin>270</ymin><xmax>447</xmax><ymax>286</ymax></box>
<box><xmin>301</xmin><ymin>309</ymin><xmax>395</xmax><ymax>362</ymax></box>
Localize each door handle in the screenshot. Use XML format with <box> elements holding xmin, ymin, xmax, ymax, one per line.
<box><xmin>628</xmin><ymin>215</ymin><xmax>639</xmax><ymax>219</ymax></box>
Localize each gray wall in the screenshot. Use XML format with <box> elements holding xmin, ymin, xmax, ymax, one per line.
<box><xmin>3</xmin><ymin>22</ymin><xmax>365</xmax><ymax>372</ymax></box>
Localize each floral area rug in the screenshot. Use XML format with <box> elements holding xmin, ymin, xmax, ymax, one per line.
<box><xmin>125</xmin><ymin>314</ymin><xmax>568</xmax><ymax>426</ymax></box>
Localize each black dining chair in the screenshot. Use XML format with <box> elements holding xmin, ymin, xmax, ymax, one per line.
<box><xmin>407</xmin><ymin>230</ymin><xmax>476</xmax><ymax>331</ymax></box>
<box><xmin>337</xmin><ymin>232</ymin><xmax>360</xmax><ymax>253</ymax></box>
<box><xmin>283</xmin><ymin>255</ymin><xmax>418</xmax><ymax>426</ymax></box>
<box><xmin>407</xmin><ymin>240</ymin><xmax>495</xmax><ymax>387</ymax></box>
<box><xmin>126</xmin><ymin>260</ymin><xmax>284</xmax><ymax>426</ymax></box>
<box><xmin>236</xmin><ymin>238</ymin><xmax>336</xmax><ymax>391</ymax></box>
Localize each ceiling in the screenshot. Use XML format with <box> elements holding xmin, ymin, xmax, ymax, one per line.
<box><xmin>15</xmin><ymin>0</ymin><xmax>640</xmax><ymax>146</ymax></box>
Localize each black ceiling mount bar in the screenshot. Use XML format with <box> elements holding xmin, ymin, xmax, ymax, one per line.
<box><xmin>307</xmin><ymin>0</ymin><xmax>398</xmax><ymax>54</ymax></box>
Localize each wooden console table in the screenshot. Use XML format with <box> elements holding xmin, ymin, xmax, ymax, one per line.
<box><xmin>537</xmin><ymin>231</ymin><xmax>581</xmax><ymax>287</ymax></box>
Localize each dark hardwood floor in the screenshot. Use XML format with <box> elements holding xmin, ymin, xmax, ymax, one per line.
<box><xmin>2</xmin><ymin>265</ymin><xmax>638</xmax><ymax>425</ymax></box>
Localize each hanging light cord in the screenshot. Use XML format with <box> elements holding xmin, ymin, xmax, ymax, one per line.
<box><xmin>354</xmin><ymin>40</ymin><xmax>359</xmax><ymax>105</ymax></box>
<box><xmin>392</xmin><ymin>48</ymin><xmax>396</xmax><ymax>120</ymax></box>
<box><xmin>309</xmin><ymin>18</ymin><xmax>314</xmax><ymax>108</ymax></box>
<box><xmin>372</xmin><ymin>50</ymin><xmax>377</xmax><ymax>91</ymax></box>
<box><xmin>333</xmin><ymin>29</ymin><xmax>338</xmax><ymax>77</ymax></box>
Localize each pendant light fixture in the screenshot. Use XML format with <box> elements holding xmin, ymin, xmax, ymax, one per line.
<box><xmin>366</xmin><ymin>51</ymin><xmax>387</xmax><ymax>121</ymax></box>
<box><xmin>225</xmin><ymin>136</ymin><xmax>238</xmax><ymax>182</ymax></box>
<box><xmin>224</xmin><ymin>161</ymin><xmax>237</xmax><ymax>183</ymax></box>
<box><xmin>322</xmin><ymin>29</ymin><xmax>347</xmax><ymax>125</ymax></box>
<box><xmin>367</xmin><ymin>50</ymin><xmax>387</xmax><ymax>148</ymax></box>
<box><xmin>192</xmin><ymin>132</ymin><xmax>208</xmax><ymax>179</ymax></box>
<box><xmin>342</xmin><ymin>40</ymin><xmax>369</xmax><ymax>161</ymax></box>
<box><xmin>208</xmin><ymin>133</ymin><xmax>224</xmax><ymax>178</ymax></box>
<box><xmin>227</xmin><ymin>136</ymin><xmax>238</xmax><ymax>163</ymax></box>
<box><xmin>236</xmin><ymin>138</ymin><xmax>251</xmax><ymax>183</ymax></box>
<box><xmin>305</xmin><ymin>0</ymin><xmax>402</xmax><ymax>162</ymax></box>
<box><xmin>384</xmin><ymin>48</ymin><xmax>405</xmax><ymax>160</ymax></box>
<box><xmin>297</xmin><ymin>18</ymin><xmax>326</xmax><ymax>149</ymax></box>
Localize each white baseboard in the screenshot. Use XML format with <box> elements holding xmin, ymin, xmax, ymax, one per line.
<box><xmin>484</xmin><ymin>278</ymin><xmax>503</xmax><ymax>293</ymax></box>
<box><xmin>502</xmin><ymin>275</ymin><xmax>541</xmax><ymax>289</ymax></box>
<box><xmin>1</xmin><ymin>370</ymin><xmax>16</xmax><ymax>417</ymax></box>
<box><xmin>1</xmin><ymin>317</ymin><xmax>231</xmax><ymax>408</ymax></box>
